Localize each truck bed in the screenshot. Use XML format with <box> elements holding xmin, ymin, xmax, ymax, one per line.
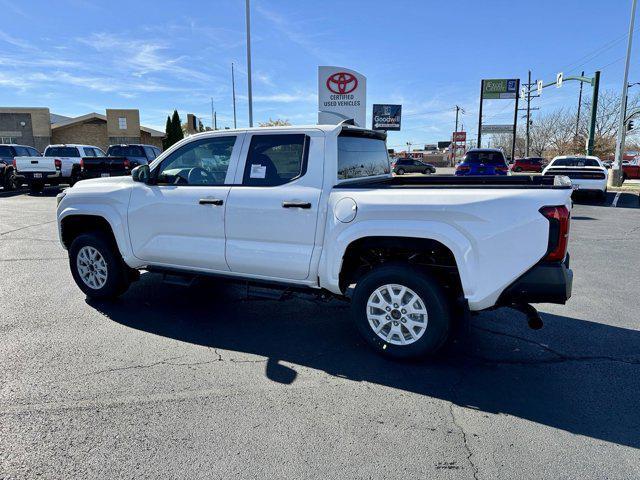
<box><xmin>335</xmin><ymin>174</ymin><xmax>569</xmax><ymax>189</ymax></box>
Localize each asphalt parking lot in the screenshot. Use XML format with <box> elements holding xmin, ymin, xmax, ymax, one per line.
<box><xmin>1</xmin><ymin>187</ymin><xmax>639</xmax><ymax>479</ymax></box>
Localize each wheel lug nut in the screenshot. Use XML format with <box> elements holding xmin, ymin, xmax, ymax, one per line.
<box><xmin>393</xmin><ymin>303</ymin><xmax>398</xmax><ymax>308</ymax></box>
<box><xmin>386</xmin><ymin>315</ymin><xmax>390</xmax><ymax>320</ymax></box>
<box><xmin>401</xmin><ymin>318</ymin><xmax>406</xmax><ymax>323</ymax></box>
<box><xmin>386</xmin><ymin>307</ymin><xmax>391</xmax><ymax>311</ymax></box>
<box><xmin>393</xmin><ymin>321</ymin><xmax>399</xmax><ymax>326</ymax></box>
<box><xmin>401</xmin><ymin>309</ymin><xmax>406</xmax><ymax>314</ymax></box>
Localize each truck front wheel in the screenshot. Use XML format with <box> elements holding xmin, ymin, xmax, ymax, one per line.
<box><xmin>69</xmin><ymin>232</ymin><xmax>131</xmax><ymax>299</ymax></box>
<box><xmin>351</xmin><ymin>264</ymin><xmax>451</xmax><ymax>359</ymax></box>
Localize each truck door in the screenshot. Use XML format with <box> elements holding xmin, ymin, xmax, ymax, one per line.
<box><xmin>224</xmin><ymin>131</ymin><xmax>323</xmax><ymax>280</ymax></box>
<box><xmin>128</xmin><ymin>134</ymin><xmax>244</xmax><ymax>271</ymax></box>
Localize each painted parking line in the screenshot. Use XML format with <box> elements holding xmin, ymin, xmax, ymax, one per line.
<box><xmin>612</xmin><ymin>192</ymin><xmax>622</xmax><ymax>207</ymax></box>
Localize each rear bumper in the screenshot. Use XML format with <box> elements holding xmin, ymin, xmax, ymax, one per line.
<box><xmin>22</xmin><ymin>171</ymin><xmax>62</xmax><ymax>184</ymax></box>
<box><xmin>497</xmin><ymin>254</ymin><xmax>573</xmax><ymax>305</ymax></box>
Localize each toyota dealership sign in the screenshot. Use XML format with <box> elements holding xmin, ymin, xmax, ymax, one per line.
<box><xmin>318</xmin><ymin>66</ymin><xmax>366</xmax><ymax>127</ymax></box>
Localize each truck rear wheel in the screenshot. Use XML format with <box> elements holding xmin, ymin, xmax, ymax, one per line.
<box><xmin>351</xmin><ymin>264</ymin><xmax>451</xmax><ymax>359</ymax></box>
<box><xmin>69</xmin><ymin>232</ymin><xmax>130</xmax><ymax>299</ymax></box>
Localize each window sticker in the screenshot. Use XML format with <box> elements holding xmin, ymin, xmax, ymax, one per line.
<box><xmin>250</xmin><ymin>164</ymin><xmax>266</xmax><ymax>179</ymax></box>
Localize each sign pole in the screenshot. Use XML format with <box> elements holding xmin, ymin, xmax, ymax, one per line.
<box><xmin>245</xmin><ymin>0</ymin><xmax>253</xmax><ymax>127</ymax></box>
<box><xmin>477</xmin><ymin>80</ymin><xmax>484</xmax><ymax>148</ymax></box>
<box><xmin>586</xmin><ymin>70</ymin><xmax>600</xmax><ymax>156</ymax></box>
<box><xmin>511</xmin><ymin>79</ymin><xmax>520</xmax><ymax>161</ymax></box>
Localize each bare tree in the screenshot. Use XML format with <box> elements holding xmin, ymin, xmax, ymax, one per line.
<box><xmin>258</xmin><ymin>118</ymin><xmax>291</xmax><ymax>127</ymax></box>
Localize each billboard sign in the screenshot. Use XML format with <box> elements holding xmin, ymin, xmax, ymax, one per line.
<box><xmin>372</xmin><ymin>104</ymin><xmax>401</xmax><ymax>130</ymax></box>
<box><xmin>452</xmin><ymin>131</ymin><xmax>466</xmax><ymax>142</ymax></box>
<box><xmin>481</xmin><ymin>124</ymin><xmax>513</xmax><ymax>134</ymax></box>
<box><xmin>438</xmin><ymin>141</ymin><xmax>452</xmax><ymax>149</ymax></box>
<box><xmin>482</xmin><ymin>79</ymin><xmax>518</xmax><ymax>99</ymax></box>
<box><xmin>318</xmin><ymin>66</ymin><xmax>366</xmax><ymax>127</ymax></box>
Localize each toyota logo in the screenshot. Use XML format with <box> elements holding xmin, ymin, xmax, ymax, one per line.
<box><xmin>326</xmin><ymin>72</ymin><xmax>358</xmax><ymax>94</ymax></box>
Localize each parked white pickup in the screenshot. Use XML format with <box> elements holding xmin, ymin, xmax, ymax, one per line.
<box><xmin>15</xmin><ymin>144</ymin><xmax>105</xmax><ymax>193</ymax></box>
<box><xmin>56</xmin><ymin>123</ymin><xmax>573</xmax><ymax>358</ymax></box>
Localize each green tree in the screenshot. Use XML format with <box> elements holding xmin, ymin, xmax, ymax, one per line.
<box><xmin>171</xmin><ymin>109</ymin><xmax>184</xmax><ymax>145</ymax></box>
<box><xmin>162</xmin><ymin>115</ymin><xmax>171</xmax><ymax>150</ymax></box>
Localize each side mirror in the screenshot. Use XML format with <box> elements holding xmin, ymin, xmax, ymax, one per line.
<box><xmin>132</xmin><ymin>164</ymin><xmax>150</xmax><ymax>183</ymax></box>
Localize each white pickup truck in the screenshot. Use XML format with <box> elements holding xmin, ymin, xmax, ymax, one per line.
<box><xmin>15</xmin><ymin>144</ymin><xmax>106</xmax><ymax>193</ymax></box>
<box><xmin>56</xmin><ymin>123</ymin><xmax>573</xmax><ymax>358</ymax></box>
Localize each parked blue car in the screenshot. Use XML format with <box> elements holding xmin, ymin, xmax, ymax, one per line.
<box><xmin>455</xmin><ymin>148</ymin><xmax>509</xmax><ymax>176</ymax></box>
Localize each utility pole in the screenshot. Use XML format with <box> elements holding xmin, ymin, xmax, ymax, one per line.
<box><xmin>611</xmin><ymin>0</ymin><xmax>637</xmax><ymax>187</ymax></box>
<box><xmin>576</xmin><ymin>70</ymin><xmax>585</xmax><ymax>140</ymax></box>
<box><xmin>526</xmin><ymin>71</ymin><xmax>531</xmax><ymax>157</ymax></box>
<box><xmin>406</xmin><ymin>142</ymin><xmax>412</xmax><ymax>155</ymax></box>
<box><xmin>586</xmin><ymin>70</ymin><xmax>601</xmax><ymax>157</ymax></box>
<box><xmin>245</xmin><ymin>0</ymin><xmax>254</xmax><ymax>127</ymax></box>
<box><xmin>231</xmin><ymin>62</ymin><xmax>237</xmax><ymax>129</ymax></box>
<box><xmin>214</xmin><ymin>111</ymin><xmax>217</xmax><ymax>130</ymax></box>
<box><xmin>477</xmin><ymin>80</ymin><xmax>484</xmax><ymax>148</ymax></box>
<box><xmin>453</xmin><ymin>105</ymin><xmax>464</xmax><ymax>165</ymax></box>
<box><xmin>210</xmin><ymin>98</ymin><xmax>214</xmax><ymax>130</ymax></box>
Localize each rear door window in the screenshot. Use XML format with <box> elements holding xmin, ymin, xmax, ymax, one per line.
<box><xmin>14</xmin><ymin>146</ymin><xmax>30</xmax><ymax>156</ymax></box>
<box><xmin>143</xmin><ymin>146</ymin><xmax>157</xmax><ymax>159</ymax></box>
<box><xmin>242</xmin><ymin>134</ymin><xmax>308</xmax><ymax>186</ymax></box>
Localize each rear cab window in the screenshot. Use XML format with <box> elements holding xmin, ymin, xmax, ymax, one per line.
<box><xmin>551</xmin><ymin>157</ymin><xmax>600</xmax><ymax>167</ymax></box>
<box><xmin>0</xmin><ymin>146</ymin><xmax>14</xmax><ymax>157</ymax></box>
<box><xmin>337</xmin><ymin>129</ymin><xmax>390</xmax><ymax>181</ymax></box>
<box><xmin>46</xmin><ymin>147</ymin><xmax>80</xmax><ymax>157</ymax></box>
<box><xmin>109</xmin><ymin>145</ymin><xmax>145</xmax><ymax>157</ymax></box>
<box><xmin>462</xmin><ymin>150</ymin><xmax>506</xmax><ymax>165</ymax></box>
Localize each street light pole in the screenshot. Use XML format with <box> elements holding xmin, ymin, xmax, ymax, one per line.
<box><xmin>611</xmin><ymin>0</ymin><xmax>637</xmax><ymax>187</ymax></box>
<box><xmin>231</xmin><ymin>62</ymin><xmax>237</xmax><ymax>129</ymax></box>
<box><xmin>245</xmin><ymin>0</ymin><xmax>254</xmax><ymax>127</ymax></box>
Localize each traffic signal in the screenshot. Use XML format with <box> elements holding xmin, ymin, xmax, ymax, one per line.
<box><xmin>628</xmin><ymin>120</ymin><xmax>635</xmax><ymax>131</ymax></box>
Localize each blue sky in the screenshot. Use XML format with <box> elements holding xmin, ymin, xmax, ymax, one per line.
<box><xmin>0</xmin><ymin>0</ymin><xmax>637</xmax><ymax>149</ymax></box>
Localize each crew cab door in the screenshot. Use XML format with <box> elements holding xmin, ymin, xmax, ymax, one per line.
<box><xmin>224</xmin><ymin>131</ymin><xmax>324</xmax><ymax>280</ymax></box>
<box><xmin>127</xmin><ymin>134</ymin><xmax>243</xmax><ymax>271</ymax></box>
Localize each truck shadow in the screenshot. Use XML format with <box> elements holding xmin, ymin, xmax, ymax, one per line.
<box><xmin>89</xmin><ymin>274</ymin><xmax>640</xmax><ymax>450</ymax></box>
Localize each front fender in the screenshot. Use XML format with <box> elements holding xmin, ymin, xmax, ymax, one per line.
<box><xmin>318</xmin><ymin>219</ymin><xmax>477</xmax><ymax>298</ymax></box>
<box><xmin>57</xmin><ymin>203</ymin><xmax>137</xmax><ymax>266</ymax></box>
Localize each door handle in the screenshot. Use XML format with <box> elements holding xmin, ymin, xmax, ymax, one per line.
<box><xmin>282</xmin><ymin>201</ymin><xmax>311</xmax><ymax>209</ymax></box>
<box><xmin>199</xmin><ymin>198</ymin><xmax>224</xmax><ymax>206</ymax></box>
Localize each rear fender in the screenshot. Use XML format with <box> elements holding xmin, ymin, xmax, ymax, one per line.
<box><xmin>319</xmin><ymin>219</ymin><xmax>477</xmax><ymax>297</ymax></box>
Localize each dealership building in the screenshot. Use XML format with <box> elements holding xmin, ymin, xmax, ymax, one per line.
<box><xmin>0</xmin><ymin>107</ymin><xmax>165</xmax><ymax>153</ymax></box>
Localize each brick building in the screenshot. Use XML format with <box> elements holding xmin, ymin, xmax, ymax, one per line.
<box><xmin>0</xmin><ymin>107</ymin><xmax>165</xmax><ymax>152</ymax></box>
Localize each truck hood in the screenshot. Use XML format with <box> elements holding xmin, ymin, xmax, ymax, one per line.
<box><xmin>66</xmin><ymin>175</ymin><xmax>135</xmax><ymax>196</ymax></box>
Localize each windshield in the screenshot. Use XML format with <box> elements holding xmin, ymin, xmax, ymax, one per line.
<box><xmin>551</xmin><ymin>157</ymin><xmax>600</xmax><ymax>167</ymax></box>
<box><xmin>46</xmin><ymin>147</ymin><xmax>80</xmax><ymax>157</ymax></box>
<box><xmin>108</xmin><ymin>145</ymin><xmax>145</xmax><ymax>157</ymax></box>
<box><xmin>337</xmin><ymin>135</ymin><xmax>390</xmax><ymax>180</ymax></box>
<box><xmin>462</xmin><ymin>151</ymin><xmax>506</xmax><ymax>165</ymax></box>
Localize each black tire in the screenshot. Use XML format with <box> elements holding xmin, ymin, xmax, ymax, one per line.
<box><xmin>351</xmin><ymin>263</ymin><xmax>451</xmax><ymax>360</ymax></box>
<box><xmin>423</xmin><ymin>169</ymin><xmax>431</xmax><ymax>175</ymax></box>
<box><xmin>5</xmin><ymin>173</ymin><xmax>16</xmax><ymax>190</ymax></box>
<box><xmin>622</xmin><ymin>173</ymin><xmax>627</xmax><ymax>183</ymax></box>
<box><xmin>69</xmin><ymin>232</ymin><xmax>131</xmax><ymax>299</ymax></box>
<box><xmin>396</xmin><ymin>168</ymin><xmax>405</xmax><ymax>175</ymax></box>
<box><xmin>29</xmin><ymin>182</ymin><xmax>44</xmax><ymax>194</ymax></box>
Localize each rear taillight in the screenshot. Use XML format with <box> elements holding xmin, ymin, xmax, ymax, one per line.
<box><xmin>12</xmin><ymin>159</ymin><xmax>16</xmax><ymax>168</ymax></box>
<box><xmin>54</xmin><ymin>159</ymin><xmax>62</xmax><ymax>170</ymax></box>
<box><xmin>80</xmin><ymin>159</ymin><xmax>84</xmax><ymax>170</ymax></box>
<box><xmin>124</xmin><ymin>159</ymin><xmax>130</xmax><ymax>170</ymax></box>
<box><xmin>496</xmin><ymin>165</ymin><xmax>509</xmax><ymax>173</ymax></box>
<box><xmin>456</xmin><ymin>164</ymin><xmax>470</xmax><ymax>172</ymax></box>
<box><xmin>540</xmin><ymin>205</ymin><xmax>570</xmax><ymax>262</ymax></box>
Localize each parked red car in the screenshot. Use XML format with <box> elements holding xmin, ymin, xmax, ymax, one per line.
<box><xmin>622</xmin><ymin>158</ymin><xmax>640</xmax><ymax>181</ymax></box>
<box><xmin>510</xmin><ymin>157</ymin><xmax>546</xmax><ymax>173</ymax></box>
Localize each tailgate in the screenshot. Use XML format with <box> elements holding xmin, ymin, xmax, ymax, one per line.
<box><xmin>82</xmin><ymin>156</ymin><xmax>129</xmax><ymax>175</ymax></box>
<box><xmin>14</xmin><ymin>156</ymin><xmax>57</xmax><ymax>173</ymax></box>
